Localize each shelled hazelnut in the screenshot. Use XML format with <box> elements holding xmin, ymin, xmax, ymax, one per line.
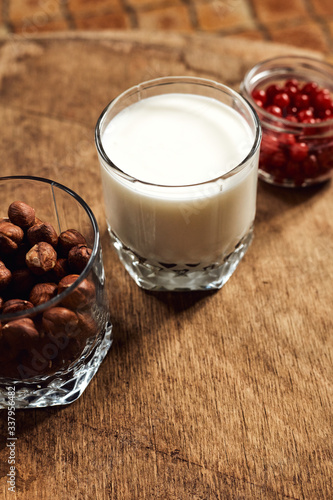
<box><xmin>2</xmin><ymin>299</ymin><xmax>34</xmax><ymax>315</ymax></box>
<box><xmin>42</xmin><ymin>307</ymin><xmax>79</xmax><ymax>337</ymax></box>
<box><xmin>2</xmin><ymin>318</ymin><xmax>40</xmax><ymax>349</ymax></box>
<box><xmin>68</xmin><ymin>245</ymin><xmax>92</xmax><ymax>274</ymax></box>
<box><xmin>0</xmin><ymin>261</ymin><xmax>12</xmax><ymax>291</ymax></box>
<box><xmin>27</xmin><ymin>221</ymin><xmax>58</xmax><ymax>247</ymax></box>
<box><xmin>26</xmin><ymin>242</ymin><xmax>57</xmax><ymax>275</ymax></box>
<box><xmin>0</xmin><ymin>200</ymin><xmax>96</xmax><ymax>379</ymax></box>
<box><xmin>58</xmin><ymin>274</ymin><xmax>95</xmax><ymax>310</ymax></box>
<box><xmin>51</xmin><ymin>258</ymin><xmax>69</xmax><ymax>282</ymax></box>
<box><xmin>8</xmin><ymin>201</ymin><xmax>36</xmax><ymax>229</ymax></box>
<box><xmin>58</xmin><ymin>229</ymin><xmax>86</xmax><ymax>257</ymax></box>
<box><xmin>0</xmin><ymin>221</ymin><xmax>24</xmax><ymax>254</ymax></box>
<box><xmin>29</xmin><ymin>282</ymin><xmax>58</xmax><ymax>307</ymax></box>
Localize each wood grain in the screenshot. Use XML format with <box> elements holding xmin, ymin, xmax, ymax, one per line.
<box><xmin>0</xmin><ymin>31</ymin><xmax>332</xmax><ymax>499</ymax></box>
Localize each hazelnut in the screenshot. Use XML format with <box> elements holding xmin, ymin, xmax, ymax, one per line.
<box><xmin>58</xmin><ymin>274</ymin><xmax>95</xmax><ymax>310</ymax></box>
<box><xmin>29</xmin><ymin>282</ymin><xmax>57</xmax><ymax>306</ymax></box>
<box><xmin>8</xmin><ymin>201</ymin><xmax>35</xmax><ymax>229</ymax></box>
<box><xmin>58</xmin><ymin>229</ymin><xmax>86</xmax><ymax>256</ymax></box>
<box><xmin>26</xmin><ymin>242</ymin><xmax>57</xmax><ymax>275</ymax></box>
<box><xmin>2</xmin><ymin>298</ymin><xmax>34</xmax><ymax>315</ymax></box>
<box><xmin>0</xmin><ymin>296</ymin><xmax>3</xmax><ymax>312</ymax></box>
<box><xmin>0</xmin><ymin>260</ymin><xmax>12</xmax><ymax>292</ymax></box>
<box><xmin>2</xmin><ymin>318</ymin><xmax>39</xmax><ymax>349</ymax></box>
<box><xmin>42</xmin><ymin>307</ymin><xmax>79</xmax><ymax>337</ymax></box>
<box><xmin>0</xmin><ymin>221</ymin><xmax>24</xmax><ymax>254</ymax></box>
<box><xmin>77</xmin><ymin>311</ymin><xmax>98</xmax><ymax>338</ymax></box>
<box><xmin>50</xmin><ymin>258</ymin><xmax>69</xmax><ymax>282</ymax></box>
<box><xmin>68</xmin><ymin>244</ymin><xmax>92</xmax><ymax>273</ymax></box>
<box><xmin>27</xmin><ymin>222</ymin><xmax>58</xmax><ymax>247</ymax></box>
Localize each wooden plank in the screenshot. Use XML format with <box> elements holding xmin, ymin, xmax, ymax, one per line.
<box><xmin>0</xmin><ymin>32</ymin><xmax>332</xmax><ymax>499</ymax></box>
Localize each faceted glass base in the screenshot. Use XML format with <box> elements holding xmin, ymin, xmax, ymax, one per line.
<box><xmin>0</xmin><ymin>323</ymin><xmax>112</xmax><ymax>409</ymax></box>
<box><xmin>109</xmin><ymin>228</ymin><xmax>253</xmax><ymax>291</ymax></box>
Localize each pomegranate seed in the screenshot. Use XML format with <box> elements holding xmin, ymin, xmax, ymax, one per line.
<box><xmin>298</xmin><ymin>109</ymin><xmax>314</xmax><ymax>122</ymax></box>
<box><xmin>285</xmin><ymin>79</ymin><xmax>299</xmax><ymax>89</ymax></box>
<box><xmin>266</xmin><ymin>84</ymin><xmax>282</xmax><ymax>103</ymax></box>
<box><xmin>285</xmin><ymin>114</ymin><xmax>298</xmax><ymax>123</ymax></box>
<box><xmin>271</xmin><ymin>151</ymin><xmax>287</xmax><ymax>168</ymax></box>
<box><xmin>266</xmin><ymin>105</ymin><xmax>283</xmax><ymax>117</ymax></box>
<box><xmin>322</xmin><ymin>109</ymin><xmax>333</xmax><ymax>120</ymax></box>
<box><xmin>302</xmin><ymin>82</ymin><xmax>318</xmax><ymax>95</ymax></box>
<box><xmin>304</xmin><ymin>117</ymin><xmax>317</xmax><ymax>124</ymax></box>
<box><xmin>261</xmin><ymin>134</ymin><xmax>279</xmax><ymax>154</ymax></box>
<box><xmin>289</xmin><ymin>142</ymin><xmax>309</xmax><ymax>162</ymax></box>
<box><xmin>279</xmin><ymin>133</ymin><xmax>296</xmax><ymax>146</ymax></box>
<box><xmin>273</xmin><ymin>92</ymin><xmax>290</xmax><ymax>109</ymax></box>
<box><xmin>314</xmin><ymin>91</ymin><xmax>333</xmax><ymax>111</ymax></box>
<box><xmin>254</xmin><ymin>99</ymin><xmax>264</xmax><ymax>107</ymax></box>
<box><xmin>302</xmin><ymin>118</ymin><xmax>319</xmax><ymax>135</ymax></box>
<box><xmin>294</xmin><ymin>93</ymin><xmax>310</xmax><ymax>110</ymax></box>
<box><xmin>252</xmin><ymin>89</ymin><xmax>267</xmax><ymax>105</ymax></box>
<box><xmin>285</xmin><ymin>85</ymin><xmax>298</xmax><ymax>105</ymax></box>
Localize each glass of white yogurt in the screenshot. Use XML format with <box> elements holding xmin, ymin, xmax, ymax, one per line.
<box><xmin>95</xmin><ymin>76</ymin><xmax>261</xmax><ymax>291</ymax></box>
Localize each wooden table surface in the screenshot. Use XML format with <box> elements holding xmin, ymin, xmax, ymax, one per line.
<box><xmin>0</xmin><ymin>31</ymin><xmax>332</xmax><ymax>500</ymax></box>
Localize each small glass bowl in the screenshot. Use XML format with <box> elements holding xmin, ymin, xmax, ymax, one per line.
<box><xmin>0</xmin><ymin>176</ymin><xmax>112</xmax><ymax>408</ymax></box>
<box><xmin>241</xmin><ymin>56</ymin><xmax>333</xmax><ymax>187</ymax></box>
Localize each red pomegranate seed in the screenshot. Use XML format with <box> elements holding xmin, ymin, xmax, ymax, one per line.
<box><xmin>285</xmin><ymin>85</ymin><xmax>298</xmax><ymax>104</ymax></box>
<box><xmin>266</xmin><ymin>105</ymin><xmax>283</xmax><ymax>117</ymax></box>
<box><xmin>287</xmin><ymin>106</ymin><xmax>298</xmax><ymax>115</ymax></box>
<box><xmin>289</xmin><ymin>142</ymin><xmax>309</xmax><ymax>162</ymax></box>
<box><xmin>298</xmin><ymin>109</ymin><xmax>314</xmax><ymax>122</ymax></box>
<box><xmin>322</xmin><ymin>109</ymin><xmax>333</xmax><ymax>119</ymax></box>
<box><xmin>279</xmin><ymin>133</ymin><xmax>296</xmax><ymax>146</ymax></box>
<box><xmin>285</xmin><ymin>114</ymin><xmax>298</xmax><ymax>123</ymax></box>
<box><xmin>285</xmin><ymin>79</ymin><xmax>299</xmax><ymax>89</ymax></box>
<box><xmin>302</xmin><ymin>82</ymin><xmax>318</xmax><ymax>95</ymax></box>
<box><xmin>261</xmin><ymin>134</ymin><xmax>279</xmax><ymax>152</ymax></box>
<box><xmin>302</xmin><ymin>117</ymin><xmax>317</xmax><ymax>125</ymax></box>
<box><xmin>266</xmin><ymin>84</ymin><xmax>282</xmax><ymax>103</ymax></box>
<box><xmin>271</xmin><ymin>151</ymin><xmax>287</xmax><ymax>168</ymax></box>
<box><xmin>273</xmin><ymin>92</ymin><xmax>290</xmax><ymax>109</ymax></box>
<box><xmin>294</xmin><ymin>93</ymin><xmax>310</xmax><ymax>110</ymax></box>
<box><xmin>314</xmin><ymin>91</ymin><xmax>333</xmax><ymax>111</ymax></box>
<box><xmin>252</xmin><ymin>89</ymin><xmax>267</xmax><ymax>105</ymax></box>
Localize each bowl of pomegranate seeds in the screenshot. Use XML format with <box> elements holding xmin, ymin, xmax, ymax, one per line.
<box><xmin>241</xmin><ymin>56</ymin><xmax>333</xmax><ymax>187</ymax></box>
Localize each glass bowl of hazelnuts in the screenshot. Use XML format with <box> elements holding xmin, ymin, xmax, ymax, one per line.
<box><xmin>0</xmin><ymin>175</ymin><xmax>112</xmax><ymax>408</ymax></box>
<box><xmin>241</xmin><ymin>55</ymin><xmax>333</xmax><ymax>187</ymax></box>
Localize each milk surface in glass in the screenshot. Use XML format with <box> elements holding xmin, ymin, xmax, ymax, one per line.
<box><xmin>100</xmin><ymin>93</ymin><xmax>257</xmax><ymax>266</ymax></box>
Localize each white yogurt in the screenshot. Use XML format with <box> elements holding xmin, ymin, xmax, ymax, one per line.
<box><xmin>99</xmin><ymin>93</ymin><xmax>258</xmax><ymax>265</ymax></box>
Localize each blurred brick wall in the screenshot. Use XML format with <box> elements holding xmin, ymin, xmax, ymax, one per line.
<box><xmin>1</xmin><ymin>0</ymin><xmax>333</xmax><ymax>54</ymax></box>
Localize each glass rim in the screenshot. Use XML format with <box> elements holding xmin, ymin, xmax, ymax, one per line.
<box><xmin>95</xmin><ymin>76</ymin><xmax>262</xmax><ymax>188</ymax></box>
<box><xmin>241</xmin><ymin>55</ymin><xmax>333</xmax><ymax>129</ymax></box>
<box><xmin>0</xmin><ymin>175</ymin><xmax>100</xmax><ymax>321</ymax></box>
